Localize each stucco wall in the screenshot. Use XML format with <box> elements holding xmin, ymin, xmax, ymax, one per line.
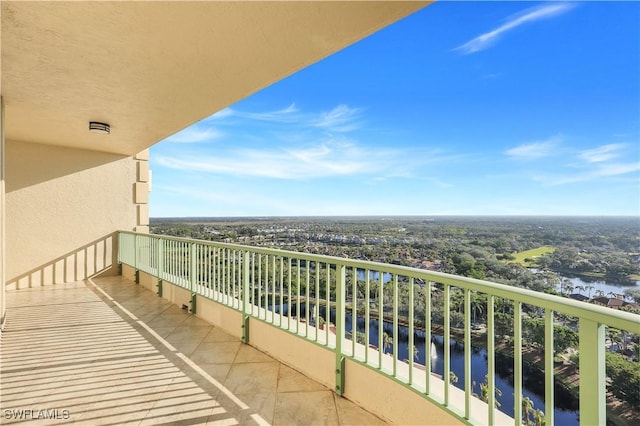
<box><xmin>1</xmin><ymin>98</ymin><xmax>6</xmax><ymax>325</ymax></box>
<box><xmin>5</xmin><ymin>140</ymin><xmax>145</xmax><ymax>289</ymax></box>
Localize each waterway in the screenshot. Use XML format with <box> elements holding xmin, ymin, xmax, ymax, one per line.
<box><xmin>557</xmin><ymin>273</ymin><xmax>639</xmax><ymax>297</ymax></box>
<box><xmin>274</xmin><ymin>302</ymin><xmax>579</xmax><ymax>424</ymax></box>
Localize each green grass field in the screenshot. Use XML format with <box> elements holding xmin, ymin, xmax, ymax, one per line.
<box><xmin>508</xmin><ymin>246</ymin><xmax>556</xmax><ymax>267</ymax></box>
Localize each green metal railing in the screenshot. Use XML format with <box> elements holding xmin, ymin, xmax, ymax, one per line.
<box><xmin>118</xmin><ymin>231</ymin><xmax>640</xmax><ymax>425</ymax></box>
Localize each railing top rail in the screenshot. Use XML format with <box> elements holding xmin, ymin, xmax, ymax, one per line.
<box><xmin>120</xmin><ymin>231</ymin><xmax>640</xmax><ymax>331</ymax></box>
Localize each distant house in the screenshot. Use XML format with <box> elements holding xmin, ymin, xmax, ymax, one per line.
<box><xmin>590</xmin><ymin>296</ymin><xmax>630</xmax><ymax>310</ymax></box>
<box><xmin>569</xmin><ymin>293</ymin><xmax>590</xmax><ymax>302</ymax></box>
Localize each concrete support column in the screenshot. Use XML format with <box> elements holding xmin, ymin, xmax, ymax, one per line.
<box><xmin>134</xmin><ymin>150</ymin><xmax>150</xmax><ymax>233</ymax></box>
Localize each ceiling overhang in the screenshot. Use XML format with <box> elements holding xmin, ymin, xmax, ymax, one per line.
<box><xmin>1</xmin><ymin>1</ymin><xmax>431</xmax><ymax>155</ymax></box>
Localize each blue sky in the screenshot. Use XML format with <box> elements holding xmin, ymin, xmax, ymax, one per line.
<box><xmin>150</xmin><ymin>1</ymin><xmax>640</xmax><ymax>217</ymax></box>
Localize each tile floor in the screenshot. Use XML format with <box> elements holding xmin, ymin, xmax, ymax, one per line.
<box><xmin>0</xmin><ymin>276</ymin><xmax>387</xmax><ymax>425</ymax></box>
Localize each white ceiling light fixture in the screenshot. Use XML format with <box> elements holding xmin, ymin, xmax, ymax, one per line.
<box><xmin>89</xmin><ymin>121</ymin><xmax>110</xmax><ymax>134</ymax></box>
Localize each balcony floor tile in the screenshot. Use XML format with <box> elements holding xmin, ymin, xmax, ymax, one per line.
<box><xmin>1</xmin><ymin>276</ymin><xmax>388</xmax><ymax>425</ymax></box>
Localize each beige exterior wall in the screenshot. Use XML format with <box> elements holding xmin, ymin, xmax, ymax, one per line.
<box><xmin>1</xmin><ymin>98</ymin><xmax>6</xmax><ymax>326</ymax></box>
<box><xmin>5</xmin><ymin>140</ymin><xmax>147</xmax><ymax>289</ymax></box>
<box><xmin>344</xmin><ymin>360</ymin><xmax>462</xmax><ymax>425</ymax></box>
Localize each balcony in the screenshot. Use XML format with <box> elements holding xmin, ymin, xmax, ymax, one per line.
<box><xmin>1</xmin><ymin>277</ymin><xmax>384</xmax><ymax>425</ymax></box>
<box><xmin>2</xmin><ymin>232</ymin><xmax>638</xmax><ymax>425</ymax></box>
<box><xmin>113</xmin><ymin>232</ymin><xmax>637</xmax><ymax>425</ymax></box>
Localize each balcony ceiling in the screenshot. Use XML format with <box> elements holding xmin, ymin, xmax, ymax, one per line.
<box><xmin>1</xmin><ymin>1</ymin><xmax>429</xmax><ymax>156</ymax></box>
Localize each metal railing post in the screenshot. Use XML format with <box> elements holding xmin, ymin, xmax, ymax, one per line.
<box><xmin>157</xmin><ymin>237</ymin><xmax>164</xmax><ymax>297</ymax></box>
<box><xmin>189</xmin><ymin>242</ymin><xmax>197</xmax><ymax>313</ymax></box>
<box><xmin>335</xmin><ymin>263</ymin><xmax>346</xmax><ymax>396</ymax></box>
<box><xmin>242</xmin><ymin>250</ymin><xmax>251</xmax><ymax>343</ymax></box>
<box><xmin>544</xmin><ymin>309</ymin><xmax>555</xmax><ymax>426</ymax></box>
<box><xmin>134</xmin><ymin>233</ymin><xmax>139</xmax><ymax>284</ymax></box>
<box><xmin>579</xmin><ymin>318</ymin><xmax>606</xmax><ymax>426</ymax></box>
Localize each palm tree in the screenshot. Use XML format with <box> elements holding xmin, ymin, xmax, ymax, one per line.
<box><xmin>449</xmin><ymin>371</ymin><xmax>458</xmax><ymax>385</ymax></box>
<box><xmin>450</xmin><ymin>288</ymin><xmax>464</xmax><ymax>313</ymax></box>
<box><xmin>533</xmin><ymin>409</ymin><xmax>545</xmax><ymax>426</ymax></box>
<box><xmin>474</xmin><ymin>375</ymin><xmax>502</xmax><ymax>407</ymax></box>
<box><xmin>575</xmin><ymin>285</ymin><xmax>585</xmax><ymax>295</ymax></box>
<box><xmin>586</xmin><ymin>285</ymin><xmax>594</xmax><ymax>298</ymax></box>
<box><xmin>382</xmin><ymin>331</ymin><xmax>392</xmax><ymax>354</ymax></box>
<box><xmin>470</xmin><ymin>292</ymin><xmax>486</xmax><ymax>323</ymax></box>
<box><xmin>608</xmin><ymin>328</ymin><xmax>623</xmax><ymax>353</ymax></box>
<box><xmin>522</xmin><ymin>396</ymin><xmax>535</xmax><ymax>426</ymax></box>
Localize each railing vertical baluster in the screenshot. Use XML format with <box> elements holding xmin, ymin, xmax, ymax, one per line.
<box><xmin>425</xmin><ymin>281</ymin><xmax>432</xmax><ymax>395</ymax></box>
<box><xmin>378</xmin><ymin>270</ymin><xmax>384</xmax><ymax>370</ymax></box>
<box><xmin>205</xmin><ymin>246</ymin><xmax>209</xmax><ymax>297</ymax></box>
<box><xmin>325</xmin><ymin>263</ymin><xmax>330</xmax><ymax>345</ymax></box>
<box><xmin>335</xmin><ymin>263</ymin><xmax>346</xmax><ymax>395</ymax></box>
<box><xmin>514</xmin><ymin>301</ymin><xmax>523</xmax><ymax>426</ymax></box>
<box><xmin>215</xmin><ymin>247</ymin><xmax>218</xmax><ymax>299</ymax></box>
<box><xmin>157</xmin><ymin>238</ymin><xmax>164</xmax><ymax>297</ymax></box>
<box><xmin>464</xmin><ymin>289</ymin><xmax>471</xmax><ymax>420</ymax></box>
<box><xmin>365</xmin><ymin>270</ymin><xmax>370</xmax><ymax>364</ymax></box>
<box><xmin>189</xmin><ymin>243</ymin><xmax>196</xmax><ymax>312</ymax></box>
<box><xmin>258</xmin><ymin>254</ymin><xmax>263</xmax><ymax>319</ymax></box>
<box><xmin>279</xmin><ymin>257</ymin><xmax>284</xmax><ymax>326</ymax></box>
<box><xmin>287</xmin><ymin>258</ymin><xmax>292</xmax><ymax>329</ymax></box>
<box><xmin>133</xmin><ymin>233</ymin><xmax>139</xmax><ymax>283</ymax></box>
<box><xmin>227</xmin><ymin>248</ymin><xmax>232</xmax><ymax>304</ymax></box>
<box><xmin>197</xmin><ymin>243</ymin><xmax>202</xmax><ymax>291</ymax></box>
<box><xmin>166</xmin><ymin>240</ymin><xmax>170</xmax><ymax>279</ymax></box>
<box><xmin>117</xmin><ymin>233</ymin><xmax>122</xmax><ymax>264</ymax></box>
<box><xmin>315</xmin><ymin>261</ymin><xmax>320</xmax><ymax>342</ymax></box>
<box><xmin>227</xmin><ymin>249</ymin><xmax>235</xmax><ymax>306</ymax></box>
<box><xmin>579</xmin><ymin>319</ymin><xmax>606</xmax><ymax>426</ymax></box>
<box><xmin>271</xmin><ymin>255</ymin><xmax>276</xmax><ymax>324</ymax></box>
<box><xmin>444</xmin><ymin>284</ymin><xmax>451</xmax><ymax>406</ymax></box>
<box><xmin>232</xmin><ymin>250</ymin><xmax>237</xmax><ymax>308</ymax></box>
<box><xmin>242</xmin><ymin>250</ymin><xmax>250</xmax><ymax>344</ymax></box>
<box><xmin>409</xmin><ymin>277</ymin><xmax>415</xmax><ymax>385</ymax></box>
<box><xmin>221</xmin><ymin>248</ymin><xmax>226</xmax><ymax>302</ymax></box>
<box><xmin>264</xmin><ymin>254</ymin><xmax>269</xmax><ymax>322</ymax></box>
<box><xmin>296</xmin><ymin>259</ymin><xmax>301</xmax><ymax>334</ymax></box>
<box><xmin>488</xmin><ymin>294</ymin><xmax>495</xmax><ymax>425</ymax></box>
<box><xmin>352</xmin><ymin>266</ymin><xmax>357</xmax><ymax>358</ymax></box>
<box><xmin>208</xmin><ymin>248</ymin><xmax>213</xmax><ymax>297</ymax></box>
<box><xmin>305</xmin><ymin>261</ymin><xmax>310</xmax><ymax>338</ymax></box>
<box><xmin>545</xmin><ymin>309</ymin><xmax>555</xmax><ymax>426</ymax></box>
<box><xmin>392</xmin><ymin>274</ymin><xmax>398</xmax><ymax>378</ymax></box>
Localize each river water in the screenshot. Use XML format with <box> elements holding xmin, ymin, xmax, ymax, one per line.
<box><xmin>275</xmin><ymin>302</ymin><xmax>579</xmax><ymax>425</ymax></box>
<box><xmin>344</xmin><ymin>315</ymin><xmax>580</xmax><ymax>425</ymax></box>
<box><xmin>558</xmin><ymin>274</ymin><xmax>639</xmax><ymax>297</ymax></box>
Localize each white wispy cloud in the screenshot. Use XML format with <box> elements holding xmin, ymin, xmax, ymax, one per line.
<box><xmin>454</xmin><ymin>3</ymin><xmax>575</xmax><ymax>54</ymax></box>
<box><xmin>534</xmin><ymin>162</ymin><xmax>640</xmax><ymax>186</ymax></box>
<box><xmin>206</xmin><ymin>103</ymin><xmax>361</xmax><ymax>132</ymax></box>
<box><xmin>155</xmin><ymin>139</ymin><xmax>458</xmax><ymax>181</ymax></box>
<box><xmin>165</xmin><ymin>127</ymin><xmax>223</xmax><ymax>144</ymax></box>
<box><xmin>578</xmin><ymin>143</ymin><xmax>626</xmax><ymax>163</ymax></box>
<box><xmin>312</xmin><ymin>104</ymin><xmax>363</xmax><ymax>132</ymax></box>
<box><xmin>156</xmin><ymin>141</ymin><xmax>387</xmax><ymax>179</ymax></box>
<box><xmin>505</xmin><ymin>135</ymin><xmax>561</xmax><ymax>160</ymax></box>
<box><xmin>207</xmin><ymin>104</ymin><xmax>299</xmax><ymax>123</ymax></box>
